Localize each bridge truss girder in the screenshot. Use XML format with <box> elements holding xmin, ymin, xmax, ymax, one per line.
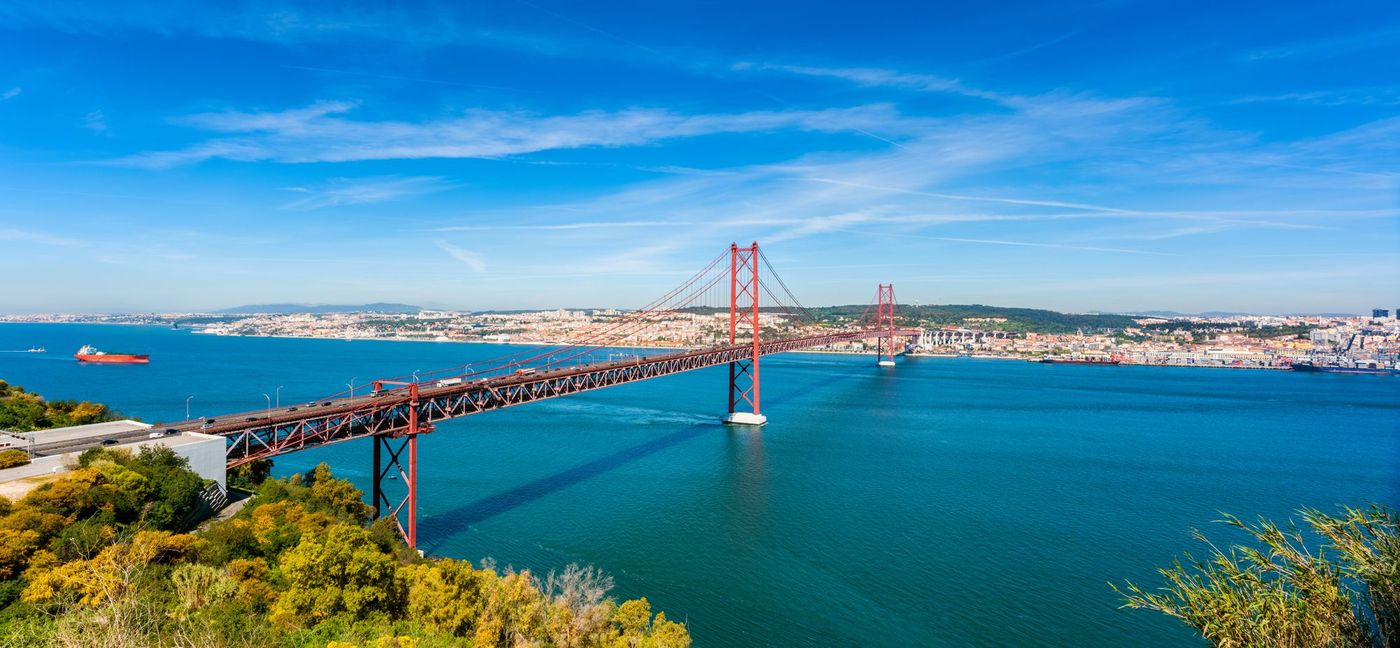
<box><xmin>221</xmin><ymin>329</ymin><xmax>918</xmax><ymax>468</ymax></box>
<box><xmin>217</xmin><ymin>327</ymin><xmax>919</xmax><ymax>548</ymax></box>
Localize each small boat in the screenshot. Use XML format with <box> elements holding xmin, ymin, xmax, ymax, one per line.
<box><xmin>26</xmin><ymin>345</ymin><xmax>44</xmax><ymax>353</ymax></box>
<box><xmin>74</xmin><ymin>344</ymin><xmax>150</xmax><ymax>364</ymax></box>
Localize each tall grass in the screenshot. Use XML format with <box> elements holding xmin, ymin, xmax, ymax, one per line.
<box><xmin>1115</xmin><ymin>504</ymin><xmax>1399</xmax><ymax>648</ymax></box>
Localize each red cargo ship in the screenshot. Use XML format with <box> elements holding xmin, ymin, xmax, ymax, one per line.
<box><xmin>74</xmin><ymin>345</ymin><xmax>149</xmax><ymax>364</ymax></box>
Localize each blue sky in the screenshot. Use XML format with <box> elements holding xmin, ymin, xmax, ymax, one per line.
<box><xmin>0</xmin><ymin>1</ymin><xmax>1396</xmax><ymax>314</ymax></box>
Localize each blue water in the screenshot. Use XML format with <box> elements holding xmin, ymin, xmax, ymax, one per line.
<box><xmin>2</xmin><ymin>324</ymin><xmax>1397</xmax><ymax>646</ymax></box>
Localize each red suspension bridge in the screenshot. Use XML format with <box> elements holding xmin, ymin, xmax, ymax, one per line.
<box><xmin>168</xmin><ymin>243</ymin><xmax>918</xmax><ymax>548</ymax></box>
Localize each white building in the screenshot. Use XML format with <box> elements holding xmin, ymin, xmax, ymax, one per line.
<box><xmin>0</xmin><ymin>420</ymin><xmax>226</xmax><ymax>496</ymax></box>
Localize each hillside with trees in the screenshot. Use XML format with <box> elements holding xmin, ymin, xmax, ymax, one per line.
<box><xmin>0</xmin><ymin>381</ymin><xmax>690</xmax><ymax>647</ymax></box>
<box><xmin>676</xmin><ymin>303</ymin><xmax>1140</xmax><ymax>333</ymax></box>
<box><xmin>806</xmin><ymin>304</ymin><xmax>1140</xmax><ymax>334</ymax></box>
<box><xmin>0</xmin><ymin>380</ymin><xmax>123</xmax><ymax>432</ymax></box>
<box><xmin>1</xmin><ymin>454</ymin><xmax>690</xmax><ymax>647</ymax></box>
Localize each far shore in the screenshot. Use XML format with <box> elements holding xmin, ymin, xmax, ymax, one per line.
<box><xmin>3</xmin><ymin>321</ymin><xmax>1313</xmax><ymax>372</ymax></box>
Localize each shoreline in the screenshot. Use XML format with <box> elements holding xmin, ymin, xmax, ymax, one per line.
<box><xmin>0</xmin><ymin>322</ymin><xmax>1345</xmax><ymax>374</ymax></box>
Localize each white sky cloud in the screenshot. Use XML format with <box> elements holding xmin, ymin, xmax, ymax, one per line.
<box><xmin>110</xmin><ymin>101</ymin><xmax>906</xmax><ymax>168</ymax></box>
<box><xmin>435</xmin><ymin>240</ymin><xmax>486</xmax><ymax>272</ymax></box>
<box><xmin>282</xmin><ymin>175</ymin><xmax>451</xmax><ymax>210</ymax></box>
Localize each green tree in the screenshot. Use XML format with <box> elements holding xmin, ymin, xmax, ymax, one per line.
<box><xmin>404</xmin><ymin>558</ymin><xmax>491</xmax><ymax>636</ymax></box>
<box><xmin>228</xmin><ymin>459</ymin><xmax>272</xmax><ymax>490</ymax></box>
<box><xmin>1116</xmin><ymin>503</ymin><xmax>1399</xmax><ymax>647</ymax></box>
<box><xmin>0</xmin><ymin>382</ymin><xmax>123</xmax><ymax>432</ymax></box>
<box><xmin>474</xmin><ymin>569</ymin><xmax>547</xmax><ymax>648</ymax></box>
<box><xmin>0</xmin><ymin>391</ymin><xmax>47</xmax><ymax>432</ymax></box>
<box><xmin>130</xmin><ymin>447</ymin><xmax>205</xmax><ymax>531</ymax></box>
<box><xmin>271</xmin><ymin>523</ymin><xmax>405</xmax><ymax>625</ymax></box>
<box><xmin>607</xmin><ymin>598</ymin><xmax>691</xmax><ymax>648</ymax></box>
<box><xmin>306</xmin><ymin>463</ymin><xmax>373</xmax><ymax>524</ymax></box>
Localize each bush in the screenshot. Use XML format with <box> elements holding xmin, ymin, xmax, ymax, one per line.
<box><xmin>0</xmin><ymin>450</ymin><xmax>29</xmax><ymax>470</ymax></box>
<box><xmin>1116</xmin><ymin>503</ymin><xmax>1400</xmax><ymax>647</ymax></box>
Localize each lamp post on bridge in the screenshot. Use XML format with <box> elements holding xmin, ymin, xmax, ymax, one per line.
<box><xmin>185</xmin><ymin>395</ymin><xmax>193</xmax><ymax>420</ymax></box>
<box><xmin>275</xmin><ymin>385</ymin><xmax>283</xmax><ymax>408</ymax></box>
<box><xmin>262</xmin><ymin>393</ymin><xmax>271</xmax><ymax>420</ymax></box>
<box><xmin>348</xmin><ymin>377</ymin><xmax>357</xmax><ymax>400</ymax></box>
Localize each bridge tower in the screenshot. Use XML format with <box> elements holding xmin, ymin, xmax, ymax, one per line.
<box><xmin>876</xmin><ymin>284</ymin><xmax>897</xmax><ymax>367</ymax></box>
<box><xmin>370</xmin><ymin>380</ymin><xmax>431</xmax><ymax>549</ymax></box>
<box><xmin>723</xmin><ymin>242</ymin><xmax>766</xmax><ymax>426</ymax></box>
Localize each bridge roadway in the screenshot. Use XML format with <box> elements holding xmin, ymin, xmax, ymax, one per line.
<box><xmin>162</xmin><ymin>328</ymin><xmax>920</xmax><ymax>468</ymax></box>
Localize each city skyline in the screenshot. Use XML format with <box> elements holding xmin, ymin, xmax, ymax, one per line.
<box><xmin>1</xmin><ymin>1</ymin><xmax>1398</xmax><ymax>314</ymax></box>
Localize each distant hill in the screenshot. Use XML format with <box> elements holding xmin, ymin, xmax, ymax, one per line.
<box><xmin>1112</xmin><ymin>310</ymin><xmax>1258</xmax><ymax>318</ymax></box>
<box><xmin>217</xmin><ymin>303</ymin><xmax>421</xmax><ymax>314</ymax></box>
<box><xmin>1110</xmin><ymin>310</ymin><xmax>1360</xmax><ymax>318</ymax></box>
<box><xmin>805</xmin><ymin>304</ymin><xmax>1139</xmax><ymax>334</ymax></box>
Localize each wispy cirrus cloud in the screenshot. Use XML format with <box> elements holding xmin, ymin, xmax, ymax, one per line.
<box><xmin>0</xmin><ymin>3</ymin><xmax>568</xmax><ymax>54</ymax></box>
<box><xmin>890</xmin><ymin>233</ymin><xmax>1175</xmax><ymax>256</ymax></box>
<box><xmin>732</xmin><ymin>61</ymin><xmax>1007</xmax><ymax>103</ymax></box>
<box><xmin>424</xmin><ymin>80</ymin><xmax>1396</xmax><ymax>273</ymax></box>
<box><xmin>0</xmin><ymin>227</ymin><xmax>88</xmax><ymax>247</ymax></box>
<box><xmin>1232</xmin><ymin>88</ymin><xmax>1400</xmax><ymax>107</ymax></box>
<box><xmin>109</xmin><ymin>100</ymin><xmax>906</xmax><ymax>168</ymax></box>
<box><xmin>282</xmin><ymin>175</ymin><xmax>452</xmax><ymax>210</ymax></box>
<box><xmin>430</xmin><ymin>220</ymin><xmax>684</xmax><ymax>232</ymax></box>
<box><xmin>1241</xmin><ymin>26</ymin><xmax>1400</xmax><ymax>62</ymax></box>
<box><xmin>82</xmin><ymin>109</ymin><xmax>108</xmax><ymax>132</ymax></box>
<box><xmin>435</xmin><ymin>240</ymin><xmax>486</xmax><ymax>272</ymax></box>
<box><xmin>0</xmin><ymin>87</ymin><xmax>20</xmax><ymax>101</ymax></box>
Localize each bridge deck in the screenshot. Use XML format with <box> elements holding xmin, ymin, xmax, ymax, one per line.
<box><xmin>163</xmin><ymin>328</ymin><xmax>917</xmax><ymax>467</ymax></box>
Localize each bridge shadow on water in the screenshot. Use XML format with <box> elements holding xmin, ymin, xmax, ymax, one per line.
<box><xmin>419</xmin><ymin>421</ymin><xmax>716</xmax><ymax>553</ymax></box>
<box><xmin>418</xmin><ymin>361</ymin><xmax>872</xmax><ymax>552</ymax></box>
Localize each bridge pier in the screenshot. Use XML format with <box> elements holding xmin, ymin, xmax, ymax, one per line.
<box><xmin>722</xmin><ymin>411</ymin><xmax>768</xmax><ymax>426</ymax></box>
<box><xmin>372</xmin><ymin>432</ymin><xmax>418</xmax><ymax>547</ymax></box>
<box><xmin>370</xmin><ymin>380</ymin><xmax>428</xmax><ymax>549</ymax></box>
<box><xmin>724</xmin><ymin>242</ymin><xmax>766</xmax><ymax>426</ymax></box>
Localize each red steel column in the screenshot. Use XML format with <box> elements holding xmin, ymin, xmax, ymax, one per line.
<box><xmin>406</xmin><ymin>383</ymin><xmax>419</xmax><ymax>549</ymax></box>
<box><xmin>372</xmin><ymin>433</ymin><xmax>382</xmax><ymax>519</ymax></box>
<box><xmin>728</xmin><ymin>243</ymin><xmax>739</xmax><ymax>414</ymax></box>
<box><xmin>748</xmin><ymin>242</ymin><xmax>761</xmax><ymax>415</ymax></box>
<box><xmin>888</xmin><ymin>285</ymin><xmax>896</xmax><ymax>363</ymax></box>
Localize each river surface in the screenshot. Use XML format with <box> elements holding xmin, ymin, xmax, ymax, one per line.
<box><xmin>1</xmin><ymin>323</ymin><xmax>1397</xmax><ymax>646</ymax></box>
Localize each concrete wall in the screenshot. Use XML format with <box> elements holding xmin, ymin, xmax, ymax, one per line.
<box><xmin>167</xmin><ymin>433</ymin><xmax>227</xmax><ymax>489</ymax></box>
<box><xmin>0</xmin><ymin>432</ymin><xmax>227</xmax><ymax>492</ymax></box>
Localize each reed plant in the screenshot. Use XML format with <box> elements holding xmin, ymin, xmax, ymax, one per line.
<box><xmin>1115</xmin><ymin>504</ymin><xmax>1399</xmax><ymax>647</ymax></box>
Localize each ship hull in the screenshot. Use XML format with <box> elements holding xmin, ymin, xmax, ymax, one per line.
<box><xmin>1292</xmin><ymin>364</ymin><xmax>1397</xmax><ymax>375</ymax></box>
<box><xmin>75</xmin><ymin>354</ymin><xmax>149</xmax><ymax>364</ymax></box>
